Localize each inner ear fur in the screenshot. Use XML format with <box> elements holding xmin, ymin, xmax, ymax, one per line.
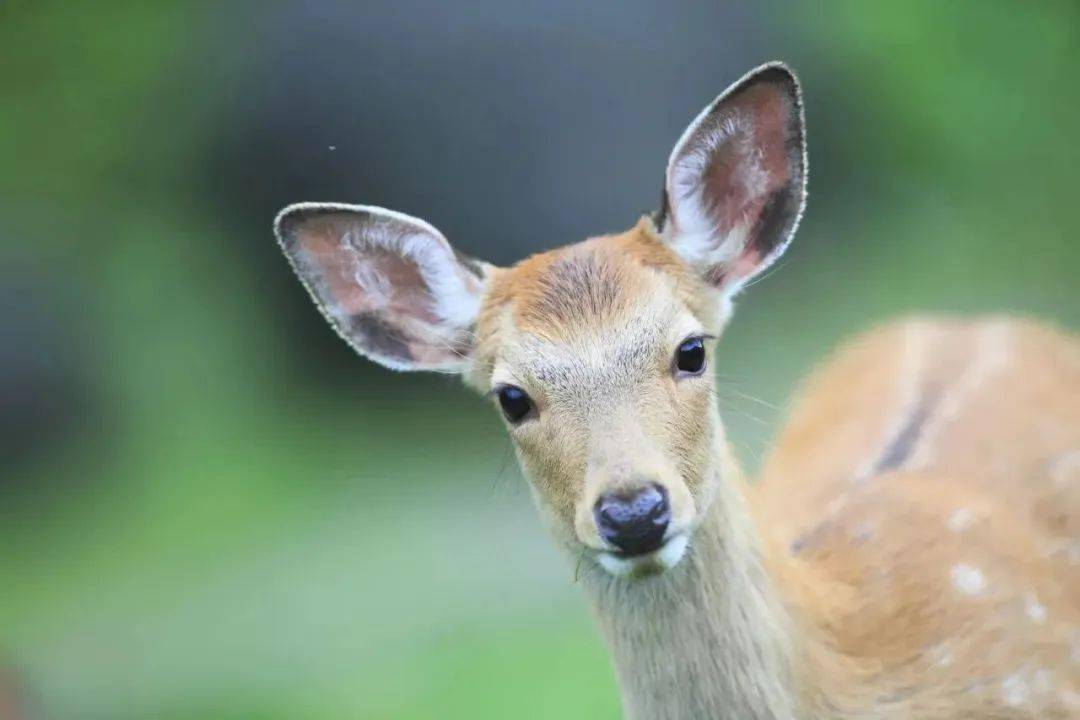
<box><xmin>660</xmin><ymin>62</ymin><xmax>807</xmax><ymax>293</ymax></box>
<box><xmin>275</xmin><ymin>202</ymin><xmax>489</xmax><ymax>373</ymax></box>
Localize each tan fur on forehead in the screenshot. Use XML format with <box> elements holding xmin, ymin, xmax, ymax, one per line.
<box><xmin>481</xmin><ymin>217</ymin><xmax>707</xmax><ymax>344</ymax></box>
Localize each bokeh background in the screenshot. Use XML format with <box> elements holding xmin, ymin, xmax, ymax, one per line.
<box><xmin>2</xmin><ymin>2</ymin><xmax>1078</xmax><ymax>718</ymax></box>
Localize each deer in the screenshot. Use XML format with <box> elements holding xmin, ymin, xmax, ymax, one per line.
<box><xmin>273</xmin><ymin>62</ymin><xmax>1080</xmax><ymax>719</ymax></box>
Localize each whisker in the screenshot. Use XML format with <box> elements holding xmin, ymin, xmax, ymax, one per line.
<box><xmin>723</xmin><ymin>387</ymin><xmax>781</xmax><ymax>411</ymax></box>
<box><xmin>740</xmin><ymin>254</ymin><xmax>791</xmax><ymax>291</ymax></box>
<box><xmin>725</xmin><ymin>406</ymin><xmax>771</xmax><ymax>429</ymax></box>
<box><xmin>574</xmin><ymin>548</ymin><xmax>588</xmax><ymax>584</ymax></box>
<box><xmin>488</xmin><ymin>436</ymin><xmax>517</xmax><ymax>495</ymax></box>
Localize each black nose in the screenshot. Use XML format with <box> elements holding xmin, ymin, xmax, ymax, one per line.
<box><xmin>594</xmin><ymin>484</ymin><xmax>671</xmax><ymax>556</ymax></box>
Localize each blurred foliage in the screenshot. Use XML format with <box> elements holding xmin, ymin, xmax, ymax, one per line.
<box><xmin>0</xmin><ymin>2</ymin><xmax>1077</xmax><ymax>718</ymax></box>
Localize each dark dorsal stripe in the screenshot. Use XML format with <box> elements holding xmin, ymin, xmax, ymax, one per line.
<box><xmin>868</xmin><ymin>368</ymin><xmax>954</xmax><ymax>477</ymax></box>
<box><xmin>792</xmin><ymin>395</ymin><xmax>939</xmax><ymax>557</ymax></box>
<box><xmin>869</xmin><ymin>401</ymin><xmax>932</xmax><ymax>474</ymax></box>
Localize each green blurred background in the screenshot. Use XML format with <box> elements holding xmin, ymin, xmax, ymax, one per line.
<box><xmin>1</xmin><ymin>2</ymin><xmax>1077</xmax><ymax>718</ymax></box>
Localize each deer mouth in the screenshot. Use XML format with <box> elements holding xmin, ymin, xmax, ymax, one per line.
<box><xmin>596</xmin><ymin>532</ymin><xmax>690</xmax><ymax>578</ymax></box>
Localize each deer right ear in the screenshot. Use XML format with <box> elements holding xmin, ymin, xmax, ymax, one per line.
<box><xmin>274</xmin><ymin>203</ymin><xmax>492</xmax><ymax>373</ymax></box>
<box><xmin>659</xmin><ymin>62</ymin><xmax>807</xmax><ymax>297</ymax></box>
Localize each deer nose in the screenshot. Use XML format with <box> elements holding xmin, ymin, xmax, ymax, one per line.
<box><xmin>594</xmin><ymin>484</ymin><xmax>671</xmax><ymax>556</ymax></box>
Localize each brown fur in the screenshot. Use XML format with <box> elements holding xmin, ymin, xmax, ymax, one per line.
<box><xmin>483</xmin><ymin>219</ymin><xmax>703</xmax><ymax>341</ymax></box>
<box><xmin>757</xmin><ymin>317</ymin><xmax>1080</xmax><ymax>718</ymax></box>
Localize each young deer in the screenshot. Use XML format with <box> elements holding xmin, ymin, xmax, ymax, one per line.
<box><xmin>274</xmin><ymin>63</ymin><xmax>1080</xmax><ymax>719</ymax></box>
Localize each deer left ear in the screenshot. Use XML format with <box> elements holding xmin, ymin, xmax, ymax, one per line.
<box><xmin>275</xmin><ymin>203</ymin><xmax>492</xmax><ymax>373</ymax></box>
<box><xmin>659</xmin><ymin>62</ymin><xmax>807</xmax><ymax>295</ymax></box>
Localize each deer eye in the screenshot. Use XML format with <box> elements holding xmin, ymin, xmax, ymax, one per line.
<box><xmin>497</xmin><ymin>385</ymin><xmax>535</xmax><ymax>424</ymax></box>
<box><xmin>674</xmin><ymin>336</ymin><xmax>707</xmax><ymax>376</ymax></box>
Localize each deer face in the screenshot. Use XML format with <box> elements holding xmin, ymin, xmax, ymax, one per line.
<box><xmin>471</xmin><ymin>227</ymin><xmax>724</xmax><ymax>575</ymax></box>
<box><xmin>275</xmin><ymin>62</ymin><xmax>806</xmax><ymax>578</ymax></box>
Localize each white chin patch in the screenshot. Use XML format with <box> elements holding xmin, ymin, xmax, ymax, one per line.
<box><xmin>596</xmin><ymin>533</ymin><xmax>690</xmax><ymax>578</ymax></box>
<box><xmin>657</xmin><ymin>533</ymin><xmax>690</xmax><ymax>568</ymax></box>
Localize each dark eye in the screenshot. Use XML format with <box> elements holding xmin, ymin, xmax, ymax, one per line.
<box><xmin>674</xmin><ymin>337</ymin><xmax>707</xmax><ymax>376</ymax></box>
<box><xmin>497</xmin><ymin>385</ymin><xmax>534</xmax><ymax>424</ymax></box>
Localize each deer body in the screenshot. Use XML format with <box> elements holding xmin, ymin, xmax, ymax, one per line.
<box><xmin>754</xmin><ymin>317</ymin><xmax>1080</xmax><ymax>718</ymax></box>
<box><xmin>274</xmin><ymin>63</ymin><xmax>1079</xmax><ymax>718</ymax></box>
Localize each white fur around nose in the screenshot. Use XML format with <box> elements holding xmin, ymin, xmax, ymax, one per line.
<box><xmin>597</xmin><ymin>551</ymin><xmax>637</xmax><ymax>577</ymax></box>
<box><xmin>596</xmin><ymin>533</ymin><xmax>690</xmax><ymax>577</ymax></box>
<box><xmin>657</xmin><ymin>532</ymin><xmax>690</xmax><ymax>568</ymax></box>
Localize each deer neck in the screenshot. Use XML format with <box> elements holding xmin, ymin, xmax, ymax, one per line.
<box><xmin>581</xmin><ymin>445</ymin><xmax>807</xmax><ymax>720</ymax></box>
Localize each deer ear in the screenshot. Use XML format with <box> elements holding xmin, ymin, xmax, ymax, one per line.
<box><xmin>274</xmin><ymin>203</ymin><xmax>491</xmax><ymax>372</ymax></box>
<box><xmin>660</xmin><ymin>62</ymin><xmax>807</xmax><ymax>295</ymax></box>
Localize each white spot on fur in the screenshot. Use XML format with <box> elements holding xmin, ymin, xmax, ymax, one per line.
<box><xmin>925</xmin><ymin>642</ymin><xmax>953</xmax><ymax>668</ymax></box>
<box><xmin>1025</xmin><ymin>594</ymin><xmax>1047</xmax><ymax>624</ymax></box>
<box><xmin>825</xmin><ymin>496</ymin><xmax>848</xmax><ymax>516</ymax></box>
<box><xmin>1001</xmin><ymin>673</ymin><xmax>1029</xmax><ymax>707</ymax></box>
<box><xmin>1050</xmin><ymin>450</ymin><xmax>1080</xmax><ymax>487</ymax></box>
<box><xmin>951</xmin><ymin>564</ymin><xmax>986</xmax><ymax>595</ymax></box>
<box><xmin>947</xmin><ymin>508</ymin><xmax>974</xmax><ymax>533</ymax></box>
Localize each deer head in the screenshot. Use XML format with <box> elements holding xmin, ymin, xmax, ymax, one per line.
<box><xmin>275</xmin><ymin>62</ymin><xmax>806</xmax><ymax>578</ymax></box>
